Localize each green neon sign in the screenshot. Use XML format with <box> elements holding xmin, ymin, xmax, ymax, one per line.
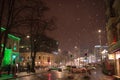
<box><xmin>13</xmin><ymin>45</ymin><xmax>17</xmax><ymax>50</ymax></box>
<box><xmin>2</xmin><ymin>48</ymin><xmax>12</xmax><ymax>66</ymax></box>
<box><xmin>8</xmin><ymin>34</ymin><xmax>21</xmax><ymax>41</ymax></box>
<box><xmin>0</xmin><ymin>27</ymin><xmax>6</xmax><ymax>32</ymax></box>
<box><xmin>1</xmin><ymin>44</ymin><xmax>4</xmax><ymax>47</ymax></box>
<box><xmin>0</xmin><ymin>27</ymin><xmax>21</xmax><ymax>41</ymax></box>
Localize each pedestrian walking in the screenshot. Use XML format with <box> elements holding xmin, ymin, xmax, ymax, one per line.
<box><xmin>27</xmin><ymin>62</ymin><xmax>30</xmax><ymax>73</ymax></box>
<box><xmin>7</xmin><ymin>64</ymin><xmax>11</xmax><ymax>75</ymax></box>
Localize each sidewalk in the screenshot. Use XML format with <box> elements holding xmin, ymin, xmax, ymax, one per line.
<box><xmin>0</xmin><ymin>69</ymin><xmax>46</xmax><ymax>80</ymax></box>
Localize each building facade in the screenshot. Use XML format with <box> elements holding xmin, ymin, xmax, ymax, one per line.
<box><xmin>20</xmin><ymin>52</ymin><xmax>55</xmax><ymax>67</ymax></box>
<box><xmin>105</xmin><ymin>0</ymin><xmax>120</xmax><ymax>78</ymax></box>
<box><xmin>94</xmin><ymin>45</ymin><xmax>108</xmax><ymax>63</ymax></box>
<box><xmin>0</xmin><ymin>27</ymin><xmax>20</xmax><ymax>66</ymax></box>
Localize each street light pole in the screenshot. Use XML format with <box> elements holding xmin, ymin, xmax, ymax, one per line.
<box><xmin>98</xmin><ymin>29</ymin><xmax>102</xmax><ymax>64</ymax></box>
<box><xmin>98</xmin><ymin>29</ymin><xmax>102</xmax><ymax>46</ymax></box>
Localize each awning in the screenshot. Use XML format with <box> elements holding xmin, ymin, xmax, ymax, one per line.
<box><xmin>109</xmin><ymin>40</ymin><xmax>120</xmax><ymax>53</ymax></box>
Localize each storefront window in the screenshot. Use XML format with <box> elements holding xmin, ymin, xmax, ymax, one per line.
<box><xmin>118</xmin><ymin>58</ymin><xmax>120</xmax><ymax>76</ymax></box>
<box><xmin>116</xmin><ymin>52</ymin><xmax>120</xmax><ymax>59</ymax></box>
<box><xmin>115</xmin><ymin>52</ymin><xmax>120</xmax><ymax>76</ymax></box>
<box><xmin>108</xmin><ymin>54</ymin><xmax>115</xmax><ymax>60</ymax></box>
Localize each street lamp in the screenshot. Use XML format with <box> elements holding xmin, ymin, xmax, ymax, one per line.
<box><xmin>58</xmin><ymin>48</ymin><xmax>61</xmax><ymax>53</ymax></box>
<box><xmin>74</xmin><ymin>46</ymin><xmax>78</xmax><ymax>49</ymax></box>
<box><xmin>98</xmin><ymin>29</ymin><xmax>102</xmax><ymax>64</ymax></box>
<box><xmin>26</xmin><ymin>35</ymin><xmax>30</xmax><ymax>38</ymax></box>
<box><xmin>98</xmin><ymin>29</ymin><xmax>102</xmax><ymax>46</ymax></box>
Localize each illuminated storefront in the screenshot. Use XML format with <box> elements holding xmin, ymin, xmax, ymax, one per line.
<box><xmin>109</xmin><ymin>41</ymin><xmax>120</xmax><ymax>78</ymax></box>
<box><xmin>20</xmin><ymin>52</ymin><xmax>55</xmax><ymax>67</ymax></box>
<box><xmin>0</xmin><ymin>27</ymin><xmax>20</xmax><ymax>67</ymax></box>
<box><xmin>115</xmin><ymin>51</ymin><xmax>120</xmax><ymax>77</ymax></box>
<box><xmin>105</xmin><ymin>0</ymin><xmax>120</xmax><ymax>79</ymax></box>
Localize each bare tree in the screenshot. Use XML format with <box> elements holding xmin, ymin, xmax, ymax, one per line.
<box><xmin>0</xmin><ymin>0</ymin><xmax>15</xmax><ymax>68</ymax></box>
<box><xmin>0</xmin><ymin>0</ymin><xmax>56</xmax><ymax>73</ymax></box>
<box><xmin>0</xmin><ymin>0</ymin><xmax>5</xmax><ymax>61</ymax></box>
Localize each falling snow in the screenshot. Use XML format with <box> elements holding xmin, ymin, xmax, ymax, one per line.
<box><xmin>44</xmin><ymin>0</ymin><xmax>107</xmax><ymax>52</ymax></box>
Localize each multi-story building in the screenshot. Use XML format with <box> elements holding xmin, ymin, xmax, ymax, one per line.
<box><xmin>94</xmin><ymin>45</ymin><xmax>108</xmax><ymax>63</ymax></box>
<box><xmin>20</xmin><ymin>52</ymin><xmax>55</xmax><ymax>67</ymax></box>
<box><xmin>105</xmin><ymin>0</ymin><xmax>120</xmax><ymax>79</ymax></box>
<box><xmin>0</xmin><ymin>27</ymin><xmax>20</xmax><ymax>66</ymax></box>
<box><xmin>19</xmin><ymin>34</ymin><xmax>58</xmax><ymax>68</ymax></box>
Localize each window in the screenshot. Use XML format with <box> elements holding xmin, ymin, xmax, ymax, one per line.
<box><xmin>39</xmin><ymin>56</ymin><xmax>41</xmax><ymax>59</ymax></box>
<box><xmin>28</xmin><ymin>56</ymin><xmax>29</xmax><ymax>59</ymax></box>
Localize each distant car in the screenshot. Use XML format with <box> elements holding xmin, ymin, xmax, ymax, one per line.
<box><xmin>66</xmin><ymin>65</ymin><xmax>76</xmax><ymax>72</ymax></box>
<box><xmin>80</xmin><ymin>67</ymin><xmax>87</xmax><ymax>73</ymax></box>
<box><xmin>48</xmin><ymin>67</ymin><xmax>62</xmax><ymax>72</ymax></box>
<box><xmin>87</xmin><ymin>66</ymin><xmax>96</xmax><ymax>70</ymax></box>
<box><xmin>71</xmin><ymin>68</ymin><xmax>81</xmax><ymax>73</ymax></box>
<box><xmin>59</xmin><ymin>66</ymin><xmax>67</xmax><ymax>71</ymax></box>
<box><xmin>69</xmin><ymin>66</ymin><xmax>77</xmax><ymax>72</ymax></box>
<box><xmin>70</xmin><ymin>67</ymin><xmax>87</xmax><ymax>73</ymax></box>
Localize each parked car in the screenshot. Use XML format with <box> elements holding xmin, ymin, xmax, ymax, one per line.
<box><xmin>87</xmin><ymin>66</ymin><xmax>96</xmax><ymax>70</ymax></box>
<box><xmin>66</xmin><ymin>65</ymin><xmax>76</xmax><ymax>72</ymax></box>
<box><xmin>69</xmin><ymin>66</ymin><xmax>77</xmax><ymax>72</ymax></box>
<box><xmin>71</xmin><ymin>67</ymin><xmax>87</xmax><ymax>73</ymax></box>
<box><xmin>80</xmin><ymin>67</ymin><xmax>87</xmax><ymax>73</ymax></box>
<box><xmin>59</xmin><ymin>66</ymin><xmax>67</xmax><ymax>71</ymax></box>
<box><xmin>71</xmin><ymin>67</ymin><xmax>81</xmax><ymax>73</ymax></box>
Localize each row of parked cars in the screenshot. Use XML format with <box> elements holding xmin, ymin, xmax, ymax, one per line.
<box><xmin>47</xmin><ymin>65</ymin><xmax>96</xmax><ymax>73</ymax></box>
<box><xmin>67</xmin><ymin>65</ymin><xmax>96</xmax><ymax>73</ymax></box>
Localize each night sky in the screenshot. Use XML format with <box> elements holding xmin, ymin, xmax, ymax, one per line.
<box><xmin>43</xmin><ymin>0</ymin><xmax>107</xmax><ymax>52</ymax></box>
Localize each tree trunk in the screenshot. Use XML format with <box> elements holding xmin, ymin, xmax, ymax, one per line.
<box><xmin>0</xmin><ymin>0</ymin><xmax>5</xmax><ymax>67</ymax></box>
<box><xmin>31</xmin><ymin>50</ymin><xmax>36</xmax><ymax>73</ymax></box>
<box><xmin>31</xmin><ymin>40</ymin><xmax>37</xmax><ymax>73</ymax></box>
<box><xmin>0</xmin><ymin>0</ymin><xmax>15</xmax><ymax>75</ymax></box>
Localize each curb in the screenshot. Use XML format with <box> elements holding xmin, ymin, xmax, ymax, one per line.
<box><xmin>2</xmin><ymin>71</ymin><xmax>46</xmax><ymax>80</ymax></box>
<box><xmin>8</xmin><ymin>73</ymin><xmax>40</xmax><ymax>80</ymax></box>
